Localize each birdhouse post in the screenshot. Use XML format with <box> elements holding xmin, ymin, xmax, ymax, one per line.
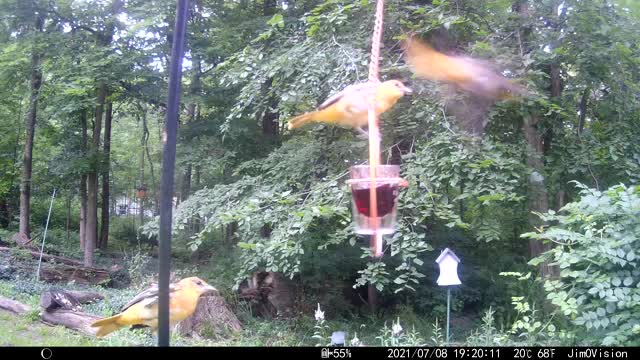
<box><xmin>435</xmin><ymin>248</ymin><xmax>461</xmax><ymax>345</ymax></box>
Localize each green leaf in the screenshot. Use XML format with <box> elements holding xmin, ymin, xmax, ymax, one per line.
<box><xmin>237</xmin><ymin>242</ymin><xmax>256</xmax><ymax>250</ymax></box>
<box><xmin>267</xmin><ymin>14</ymin><xmax>285</xmax><ymax>28</ymax></box>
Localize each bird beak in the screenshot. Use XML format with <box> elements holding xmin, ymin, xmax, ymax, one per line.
<box><xmin>203</xmin><ymin>284</ymin><xmax>218</xmax><ymax>295</ymax></box>
<box><xmin>402</xmin><ymin>86</ymin><xmax>413</xmax><ymax>95</ymax></box>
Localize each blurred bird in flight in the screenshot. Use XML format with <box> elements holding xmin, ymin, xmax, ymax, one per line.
<box><xmin>402</xmin><ymin>36</ymin><xmax>529</xmax><ymax>101</ymax></box>
<box><xmin>402</xmin><ymin>36</ymin><xmax>530</xmax><ymax>135</ymax></box>
<box><xmin>91</xmin><ymin>276</ymin><xmax>216</xmax><ymax>337</ymax></box>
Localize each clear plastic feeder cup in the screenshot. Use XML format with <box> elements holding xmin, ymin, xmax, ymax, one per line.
<box><xmin>347</xmin><ymin>165</ymin><xmax>407</xmax><ymax>235</ymax></box>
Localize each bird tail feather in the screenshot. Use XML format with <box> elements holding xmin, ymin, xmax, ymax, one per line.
<box><xmin>287</xmin><ymin>112</ymin><xmax>316</xmax><ymax>130</ymax></box>
<box><xmin>91</xmin><ymin>314</ymin><xmax>124</xmax><ymax>337</ymax></box>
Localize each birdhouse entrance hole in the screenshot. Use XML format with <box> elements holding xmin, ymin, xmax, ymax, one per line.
<box><xmin>347</xmin><ymin>165</ymin><xmax>407</xmax><ymax>235</ymax></box>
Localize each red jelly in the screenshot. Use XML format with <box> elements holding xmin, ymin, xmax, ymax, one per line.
<box><xmin>352</xmin><ymin>183</ymin><xmax>398</xmax><ymax>217</ymax></box>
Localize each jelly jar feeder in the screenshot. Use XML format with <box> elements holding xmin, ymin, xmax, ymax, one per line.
<box><xmin>346</xmin><ymin>165</ymin><xmax>408</xmax><ymax>236</ymax></box>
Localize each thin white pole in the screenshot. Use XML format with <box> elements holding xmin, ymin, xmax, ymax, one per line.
<box><xmin>36</xmin><ymin>188</ymin><xmax>56</xmax><ymax>281</ymax></box>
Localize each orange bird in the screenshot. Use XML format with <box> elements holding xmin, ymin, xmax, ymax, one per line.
<box><xmin>402</xmin><ymin>37</ymin><xmax>528</xmax><ymax>101</ymax></box>
<box><xmin>91</xmin><ymin>276</ymin><xmax>217</xmax><ymax>337</ymax></box>
<box><xmin>286</xmin><ymin>80</ymin><xmax>413</xmax><ymax>135</ymax></box>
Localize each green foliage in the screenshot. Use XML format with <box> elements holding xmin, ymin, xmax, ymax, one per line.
<box><xmin>465</xmin><ymin>307</ymin><xmax>500</xmax><ymax>346</ymax></box>
<box><xmin>401</xmin><ymin>132</ymin><xmax>526</xmax><ymax>242</ymax></box>
<box><xmin>523</xmin><ymin>183</ymin><xmax>640</xmax><ymax>345</ymax></box>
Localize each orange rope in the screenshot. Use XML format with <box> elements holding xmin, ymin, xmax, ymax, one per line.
<box><xmin>367</xmin><ymin>0</ymin><xmax>384</xmax><ymax>257</ymax></box>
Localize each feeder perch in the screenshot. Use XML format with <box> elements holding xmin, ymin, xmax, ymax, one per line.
<box><xmin>346</xmin><ymin>165</ymin><xmax>408</xmax><ymax>235</ymax></box>
<box><xmin>435</xmin><ymin>248</ymin><xmax>461</xmax><ymax>286</ymax></box>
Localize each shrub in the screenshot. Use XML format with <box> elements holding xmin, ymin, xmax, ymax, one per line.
<box><xmin>523</xmin><ymin>182</ymin><xmax>640</xmax><ymax>345</ymax></box>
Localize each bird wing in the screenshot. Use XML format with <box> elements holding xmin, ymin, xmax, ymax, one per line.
<box><xmin>404</xmin><ymin>38</ymin><xmax>529</xmax><ymax>100</ymax></box>
<box><xmin>403</xmin><ymin>38</ymin><xmax>474</xmax><ymax>83</ymax></box>
<box><xmin>318</xmin><ymin>82</ymin><xmax>375</xmax><ymax>110</ymax></box>
<box><xmin>121</xmin><ymin>283</ymin><xmax>181</xmax><ymax>312</ymax></box>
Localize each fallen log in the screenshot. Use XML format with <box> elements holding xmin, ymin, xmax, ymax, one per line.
<box><xmin>41</xmin><ymin>309</ymin><xmax>101</xmax><ymax>337</ymax></box>
<box><xmin>0</xmin><ymin>296</ymin><xmax>32</xmax><ymax>315</ymax></box>
<box><xmin>0</xmin><ymin>246</ymin><xmax>85</xmax><ymax>267</ymax></box>
<box><xmin>66</xmin><ymin>290</ymin><xmax>104</xmax><ymax>304</ymax></box>
<box><xmin>39</xmin><ymin>265</ymin><xmax>111</xmax><ymax>286</ymax></box>
<box><xmin>40</xmin><ymin>290</ymin><xmax>104</xmax><ymax>312</ymax></box>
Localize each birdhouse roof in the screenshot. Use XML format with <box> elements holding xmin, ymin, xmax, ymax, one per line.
<box><xmin>436</xmin><ymin>248</ymin><xmax>460</xmax><ymax>264</ymax></box>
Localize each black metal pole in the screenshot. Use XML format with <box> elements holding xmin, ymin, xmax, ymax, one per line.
<box><xmin>158</xmin><ymin>0</ymin><xmax>189</xmax><ymax>347</ymax></box>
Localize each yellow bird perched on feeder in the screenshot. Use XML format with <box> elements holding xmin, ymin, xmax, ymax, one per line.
<box><xmin>402</xmin><ymin>37</ymin><xmax>529</xmax><ymax>101</ymax></box>
<box><xmin>90</xmin><ymin>276</ymin><xmax>217</xmax><ymax>337</ymax></box>
<box><xmin>286</xmin><ymin>80</ymin><xmax>413</xmax><ymax>135</ymax></box>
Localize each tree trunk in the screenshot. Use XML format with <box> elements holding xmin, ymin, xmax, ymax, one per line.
<box><xmin>577</xmin><ymin>87</ymin><xmax>589</xmax><ymax>135</ymax></box>
<box><xmin>80</xmin><ymin>110</ymin><xmax>88</xmax><ymax>251</ymax></box>
<box><xmin>99</xmin><ymin>100</ymin><xmax>113</xmax><ymax>250</ymax></box>
<box><xmin>0</xmin><ymin>200</ymin><xmax>9</xmax><ymax>228</ymax></box>
<box><xmin>139</xmin><ymin>140</ymin><xmax>145</xmax><ymax>227</ymax></box>
<box><xmin>523</xmin><ymin>113</ymin><xmax>551</xmax><ymax>268</ymax></box>
<box><xmin>515</xmin><ymin>0</ymin><xmax>556</xmax><ymax>278</ymax></box>
<box><xmin>263</xmin><ymin>0</ymin><xmax>277</xmax><ymax>15</ymax></box>
<box><xmin>261</xmin><ymin>79</ymin><xmax>279</xmax><ymax>141</ymax></box>
<box><xmin>368</xmin><ymin>282</ymin><xmax>378</xmax><ymax>314</ymax></box>
<box><xmin>141</xmin><ymin>108</ymin><xmax>160</xmax><ymax>215</ymax></box>
<box><xmin>19</xmin><ymin>15</ymin><xmax>44</xmax><ymax>238</ymax></box>
<box><xmin>2</xmin><ymin>100</ymin><xmax>24</xmax><ymax>228</ymax></box>
<box><xmin>85</xmin><ymin>85</ymin><xmax>106</xmax><ymax>267</ymax></box>
<box><xmin>181</xmin><ymin>165</ymin><xmax>192</xmax><ymax>203</ymax></box>
<box><xmin>193</xmin><ymin>165</ymin><xmax>201</xmax><ymax>233</ymax></box>
<box><xmin>66</xmin><ymin>193</ymin><xmax>72</xmax><ymax>242</ymax></box>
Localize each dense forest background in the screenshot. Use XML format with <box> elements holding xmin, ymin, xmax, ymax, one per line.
<box><xmin>0</xmin><ymin>0</ymin><xmax>639</xmax><ymax>346</ymax></box>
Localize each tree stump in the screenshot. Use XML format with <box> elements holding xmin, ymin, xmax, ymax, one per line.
<box><xmin>175</xmin><ymin>292</ymin><xmax>242</xmax><ymax>339</ymax></box>
<box><xmin>11</xmin><ymin>232</ymin><xmax>35</xmax><ymax>250</ymax></box>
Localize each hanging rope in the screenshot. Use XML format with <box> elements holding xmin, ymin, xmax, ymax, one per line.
<box><xmin>367</xmin><ymin>0</ymin><xmax>385</xmax><ymax>257</ymax></box>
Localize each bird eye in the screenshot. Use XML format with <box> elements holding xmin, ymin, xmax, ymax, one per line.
<box><xmin>196</xmin><ymin>280</ymin><xmax>203</xmax><ymax>285</ymax></box>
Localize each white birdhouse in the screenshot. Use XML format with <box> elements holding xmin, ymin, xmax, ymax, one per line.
<box><xmin>435</xmin><ymin>248</ymin><xmax>461</xmax><ymax>286</ymax></box>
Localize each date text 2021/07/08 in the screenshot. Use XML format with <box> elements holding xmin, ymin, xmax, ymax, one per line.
<box><xmin>0</xmin><ymin>346</ymin><xmax>634</xmax><ymax>359</ymax></box>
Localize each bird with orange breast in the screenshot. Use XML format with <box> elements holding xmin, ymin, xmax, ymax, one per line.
<box><xmin>286</xmin><ymin>79</ymin><xmax>413</xmax><ymax>136</ymax></box>
<box><xmin>91</xmin><ymin>276</ymin><xmax>217</xmax><ymax>337</ymax></box>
